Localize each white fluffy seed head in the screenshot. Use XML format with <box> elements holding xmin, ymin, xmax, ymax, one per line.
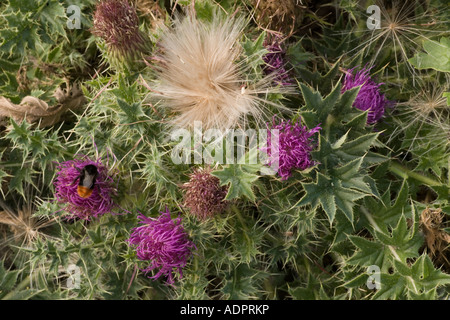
<box><xmin>152</xmin><ymin>11</ymin><xmax>289</xmax><ymax>131</ymax></box>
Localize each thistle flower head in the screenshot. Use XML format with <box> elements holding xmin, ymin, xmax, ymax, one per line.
<box><xmin>182</xmin><ymin>167</ymin><xmax>229</xmax><ymax>220</ymax></box>
<box><xmin>152</xmin><ymin>11</ymin><xmax>288</xmax><ymax>131</ymax></box>
<box><xmin>342</xmin><ymin>67</ymin><xmax>390</xmax><ymax>124</ymax></box>
<box><xmin>128</xmin><ymin>208</ymin><xmax>196</xmax><ymax>285</ymax></box>
<box><xmin>265</xmin><ymin>117</ymin><xmax>321</xmax><ymax>180</ymax></box>
<box><xmin>263</xmin><ymin>38</ymin><xmax>292</xmax><ymax>86</ymax></box>
<box><xmin>53</xmin><ymin>156</ymin><xmax>117</xmax><ymax>220</ymax></box>
<box><xmin>92</xmin><ymin>0</ymin><xmax>150</xmax><ymax>67</ymax></box>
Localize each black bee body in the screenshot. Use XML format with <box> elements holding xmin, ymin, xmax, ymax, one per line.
<box><xmin>76</xmin><ymin>165</ymin><xmax>98</xmax><ymax>198</ymax></box>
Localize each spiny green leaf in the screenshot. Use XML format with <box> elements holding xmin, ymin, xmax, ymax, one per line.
<box><xmin>347</xmin><ymin>236</ymin><xmax>388</xmax><ymax>267</ymax></box>
<box><xmin>390</xmin><ymin>255</ymin><xmax>450</xmax><ymax>299</ymax></box>
<box><xmin>298</xmin><ymin>172</ymin><xmax>336</xmax><ymax>222</ymax></box>
<box><xmin>334</xmin><ymin>186</ymin><xmax>367</xmax><ymax>222</ymax></box>
<box><xmin>366</xmin><ymin>180</ymin><xmax>410</xmax><ymax>228</ymax></box>
<box><xmin>372</xmin><ymin>273</ymin><xmax>406</xmax><ymax>299</ymax></box>
<box><xmin>336</xmin><ymin>132</ymin><xmax>379</xmax><ymax>158</ymax></box>
<box><xmin>38</xmin><ymin>1</ymin><xmax>67</xmax><ymax>40</ymax></box>
<box><xmin>345</xmin><ymin>111</ymin><xmax>369</xmax><ymax>131</ymax></box>
<box><xmin>117</xmin><ymin>98</ymin><xmax>144</xmax><ymax>124</ymax></box>
<box><xmin>0</xmin><ymin>11</ymin><xmax>39</xmax><ymax>55</ymax></box>
<box><xmin>212</xmin><ymin>164</ymin><xmax>259</xmax><ymax>201</ymax></box>
<box><xmin>331</xmin><ymin>129</ymin><xmax>350</xmax><ymax>150</ymax></box>
<box><xmin>300</xmin><ymin>82</ymin><xmax>342</xmax><ymax>123</ymax></box>
<box><xmin>298</xmin><ymin>172</ymin><xmax>367</xmax><ymax>223</ymax></box>
<box><xmin>410</xmin><ymin>254</ymin><xmax>450</xmax><ymax>290</ymax></box>
<box><xmin>333</xmin><ymin>156</ymin><xmax>364</xmax><ymax>180</ymax></box>
<box><xmin>407</xmin><ymin>288</ymin><xmax>437</xmax><ymax>300</ymax></box>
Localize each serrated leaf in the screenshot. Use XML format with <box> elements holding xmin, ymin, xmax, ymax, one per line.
<box><xmin>298</xmin><ymin>172</ymin><xmax>367</xmax><ymax>223</ymax></box>
<box><xmin>333</xmin><ymin>156</ymin><xmax>364</xmax><ymax>180</ymax></box>
<box><xmin>331</xmin><ymin>130</ymin><xmax>350</xmax><ymax>150</ymax></box>
<box><xmin>0</xmin><ymin>11</ymin><xmax>39</xmax><ymax>55</ymax></box>
<box><xmin>342</xmin><ymin>272</ymin><xmax>369</xmax><ymax>288</ymax></box>
<box><xmin>38</xmin><ymin>1</ymin><xmax>67</xmax><ymax>40</ymax></box>
<box><xmin>212</xmin><ymin>165</ymin><xmax>259</xmax><ymax>201</ymax></box>
<box><xmin>374</xmin><ymin>215</ymin><xmax>410</xmax><ymax>247</ymax></box>
<box><xmin>410</xmin><ymin>254</ymin><xmax>450</xmax><ymax>290</ymax></box>
<box><xmin>299</xmin><ymin>83</ymin><xmax>325</xmax><ymax>113</ymax></box>
<box><xmin>297</xmin><ymin>172</ymin><xmax>336</xmax><ymax>222</ymax></box>
<box><xmin>364</xmin><ymin>151</ymin><xmax>389</xmax><ymax>164</ymax></box>
<box><xmin>337</xmin><ymin>132</ymin><xmax>379</xmax><ymax>158</ymax></box>
<box><xmin>367</xmin><ymin>180</ymin><xmax>410</xmax><ymax>228</ymax></box>
<box><xmin>373</xmin><ymin>214</ymin><xmax>422</xmax><ymax>263</ymax></box>
<box><xmin>301</xmin><ymin>82</ymin><xmax>342</xmax><ymax>124</ymax></box>
<box><xmin>334</xmin><ymin>187</ymin><xmax>367</xmax><ymax>222</ymax></box>
<box><xmin>4</xmin><ymin>289</ymin><xmax>42</xmax><ymax>300</ymax></box>
<box><xmin>347</xmin><ymin>235</ymin><xmax>388</xmax><ymax>267</ymax></box>
<box><xmin>345</xmin><ymin>109</ymin><xmax>368</xmax><ymax>130</ymax></box>
<box><xmin>335</xmin><ymin>86</ymin><xmax>361</xmax><ymax>120</ymax></box>
<box><xmin>117</xmin><ymin>98</ymin><xmax>144</xmax><ymax>124</ymax></box>
<box><xmin>393</xmin><ymin>259</ymin><xmax>412</xmax><ymax>277</ymax></box>
<box><xmin>407</xmin><ymin>288</ymin><xmax>437</xmax><ymax>300</ymax></box>
<box><xmin>372</xmin><ymin>273</ymin><xmax>406</xmax><ymax>299</ymax></box>
<box><xmin>242</xmin><ymin>31</ymin><xmax>267</xmax><ymax>70</ymax></box>
<box><xmin>293</xmin><ymin>56</ymin><xmax>341</xmax><ymax>94</ymax></box>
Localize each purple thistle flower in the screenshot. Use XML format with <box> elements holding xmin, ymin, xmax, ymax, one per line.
<box><xmin>92</xmin><ymin>0</ymin><xmax>150</xmax><ymax>66</ymax></box>
<box><xmin>341</xmin><ymin>66</ymin><xmax>390</xmax><ymax>124</ymax></box>
<box><xmin>265</xmin><ymin>117</ymin><xmax>321</xmax><ymax>180</ymax></box>
<box><xmin>182</xmin><ymin>167</ymin><xmax>229</xmax><ymax>220</ymax></box>
<box><xmin>54</xmin><ymin>156</ymin><xmax>118</xmax><ymax>220</ymax></box>
<box><xmin>262</xmin><ymin>38</ymin><xmax>292</xmax><ymax>86</ymax></box>
<box><xmin>128</xmin><ymin>208</ymin><xmax>196</xmax><ymax>285</ymax></box>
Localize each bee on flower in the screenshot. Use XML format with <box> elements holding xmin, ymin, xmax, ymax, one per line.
<box><xmin>53</xmin><ymin>155</ymin><xmax>118</xmax><ymax>220</ymax></box>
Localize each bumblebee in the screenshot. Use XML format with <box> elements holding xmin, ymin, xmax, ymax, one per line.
<box><xmin>75</xmin><ymin>165</ymin><xmax>98</xmax><ymax>198</ymax></box>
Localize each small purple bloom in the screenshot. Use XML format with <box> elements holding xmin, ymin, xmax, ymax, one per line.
<box><xmin>54</xmin><ymin>156</ymin><xmax>117</xmax><ymax>220</ymax></box>
<box><xmin>341</xmin><ymin>67</ymin><xmax>390</xmax><ymax>124</ymax></box>
<box><xmin>265</xmin><ymin>117</ymin><xmax>321</xmax><ymax>180</ymax></box>
<box><xmin>182</xmin><ymin>167</ymin><xmax>229</xmax><ymax>220</ymax></box>
<box><xmin>263</xmin><ymin>38</ymin><xmax>292</xmax><ymax>86</ymax></box>
<box><xmin>128</xmin><ymin>209</ymin><xmax>196</xmax><ymax>285</ymax></box>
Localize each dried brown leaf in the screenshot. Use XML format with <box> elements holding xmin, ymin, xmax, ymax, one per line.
<box><xmin>420</xmin><ymin>208</ymin><xmax>450</xmax><ymax>267</ymax></box>
<box><xmin>0</xmin><ymin>83</ymin><xmax>86</xmax><ymax>128</ymax></box>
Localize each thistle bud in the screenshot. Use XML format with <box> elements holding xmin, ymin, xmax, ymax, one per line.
<box><xmin>92</xmin><ymin>0</ymin><xmax>151</xmax><ymax>69</ymax></box>
<box><xmin>182</xmin><ymin>167</ymin><xmax>229</xmax><ymax>220</ymax></box>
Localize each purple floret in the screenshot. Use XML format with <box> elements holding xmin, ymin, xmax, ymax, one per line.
<box><xmin>342</xmin><ymin>67</ymin><xmax>390</xmax><ymax>124</ymax></box>
<box><xmin>128</xmin><ymin>208</ymin><xmax>196</xmax><ymax>285</ymax></box>
<box><xmin>263</xmin><ymin>39</ymin><xmax>292</xmax><ymax>86</ymax></box>
<box><xmin>265</xmin><ymin>117</ymin><xmax>321</xmax><ymax>180</ymax></box>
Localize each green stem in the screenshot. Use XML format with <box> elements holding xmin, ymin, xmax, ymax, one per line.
<box><xmin>231</xmin><ymin>205</ymin><xmax>251</xmax><ymax>244</ymax></box>
<box><xmin>324</xmin><ymin>114</ymin><xmax>335</xmax><ymax>140</ymax></box>
<box><xmin>388</xmin><ymin>161</ymin><xmax>442</xmax><ymax>187</ymax></box>
<box><xmin>322</xmin><ymin>114</ymin><xmax>335</xmax><ymax>169</ymax></box>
